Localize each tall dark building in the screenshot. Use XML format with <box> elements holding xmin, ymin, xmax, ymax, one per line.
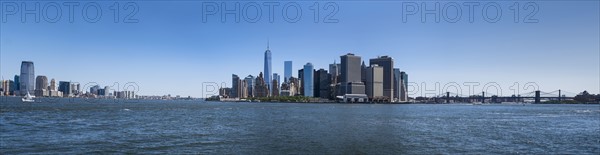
<box><xmin>315</xmin><ymin>69</ymin><xmax>330</xmax><ymax>98</ymax></box>
<box><xmin>340</xmin><ymin>53</ymin><xmax>364</xmax><ymax>95</ymax></box>
<box><xmin>231</xmin><ymin>74</ymin><xmax>241</xmax><ymax>98</ymax></box>
<box><xmin>394</xmin><ymin>68</ymin><xmax>401</xmax><ymax>101</ymax></box>
<box><xmin>370</xmin><ymin>56</ymin><xmax>394</xmax><ymax>100</ymax></box>
<box><xmin>58</xmin><ymin>81</ymin><xmax>71</xmax><ymax>97</ymax></box>
<box><xmin>14</xmin><ymin>75</ymin><xmax>20</xmax><ymax>92</ymax></box>
<box><xmin>361</xmin><ymin>61</ymin><xmax>367</xmax><ymax>85</ymax></box>
<box><xmin>298</xmin><ymin>68</ymin><xmax>304</xmax><ymax>95</ymax></box>
<box><xmin>340</xmin><ymin>53</ymin><xmax>361</xmax><ymax>84</ymax></box>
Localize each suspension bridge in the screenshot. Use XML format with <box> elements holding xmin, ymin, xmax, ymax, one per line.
<box><xmin>427</xmin><ymin>90</ymin><xmax>579</xmax><ymax>103</ymax></box>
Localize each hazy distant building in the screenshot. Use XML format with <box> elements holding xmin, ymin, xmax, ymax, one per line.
<box><xmin>340</xmin><ymin>53</ymin><xmax>365</xmax><ymax>95</ymax></box>
<box><xmin>366</xmin><ymin>65</ymin><xmax>384</xmax><ymax>99</ymax></box>
<box><xmin>19</xmin><ymin>61</ymin><xmax>35</xmax><ymax>96</ymax></box>
<box><xmin>97</xmin><ymin>88</ymin><xmax>105</xmax><ymax>96</ymax></box>
<box><xmin>115</xmin><ymin>91</ymin><xmax>136</xmax><ymax>99</ymax></box>
<box><xmin>35</xmin><ymin>75</ymin><xmax>48</xmax><ymax>97</ymax></box>
<box><xmin>264</xmin><ymin>43</ymin><xmax>272</xmax><ymax>96</ymax></box>
<box><xmin>284</xmin><ymin>61</ymin><xmax>292</xmax><ymax>83</ymax></box>
<box><xmin>104</xmin><ymin>86</ymin><xmax>110</xmax><ymax>96</ymax></box>
<box><xmin>370</xmin><ymin>56</ymin><xmax>394</xmax><ymax>100</ymax></box>
<box><xmin>303</xmin><ymin>63</ymin><xmax>314</xmax><ymax>97</ymax></box>
<box><xmin>90</xmin><ymin>85</ymin><xmax>101</xmax><ymax>95</ymax></box>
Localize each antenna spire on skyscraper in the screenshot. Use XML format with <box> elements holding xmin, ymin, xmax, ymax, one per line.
<box><xmin>267</xmin><ymin>39</ymin><xmax>270</xmax><ymax>50</ymax></box>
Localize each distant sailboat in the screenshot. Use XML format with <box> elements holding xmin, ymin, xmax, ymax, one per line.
<box><xmin>22</xmin><ymin>92</ymin><xmax>35</xmax><ymax>103</ymax></box>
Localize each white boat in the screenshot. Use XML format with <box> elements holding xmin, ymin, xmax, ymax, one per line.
<box><xmin>22</xmin><ymin>92</ymin><xmax>35</xmax><ymax>103</ymax></box>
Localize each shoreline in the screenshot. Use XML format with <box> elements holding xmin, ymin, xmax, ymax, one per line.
<box><xmin>2</xmin><ymin>96</ymin><xmax>598</xmax><ymax>104</ymax></box>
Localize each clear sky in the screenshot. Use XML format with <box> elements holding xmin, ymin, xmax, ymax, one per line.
<box><xmin>1</xmin><ymin>1</ymin><xmax>599</xmax><ymax>97</ymax></box>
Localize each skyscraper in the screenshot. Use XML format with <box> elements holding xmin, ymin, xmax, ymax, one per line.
<box><xmin>361</xmin><ymin>61</ymin><xmax>367</xmax><ymax>85</ymax></box>
<box><xmin>340</xmin><ymin>53</ymin><xmax>364</xmax><ymax>95</ymax></box>
<box><xmin>400</xmin><ymin>71</ymin><xmax>408</xmax><ymax>102</ymax></box>
<box><xmin>231</xmin><ymin>74</ymin><xmax>241</xmax><ymax>98</ymax></box>
<box><xmin>271</xmin><ymin>78</ymin><xmax>279</xmax><ymax>96</ymax></box>
<box><xmin>59</xmin><ymin>81</ymin><xmax>71</xmax><ymax>97</ymax></box>
<box><xmin>35</xmin><ymin>75</ymin><xmax>48</xmax><ymax>97</ymax></box>
<box><xmin>303</xmin><ymin>63</ymin><xmax>314</xmax><ymax>97</ymax></box>
<box><xmin>316</xmin><ymin>69</ymin><xmax>330</xmax><ymax>98</ymax></box>
<box><xmin>273</xmin><ymin>73</ymin><xmax>280</xmax><ymax>95</ymax></box>
<box><xmin>370</xmin><ymin>56</ymin><xmax>394</xmax><ymax>100</ymax></box>
<box><xmin>1</xmin><ymin>80</ymin><xmax>9</xmax><ymax>96</ymax></box>
<box><xmin>298</xmin><ymin>68</ymin><xmax>304</xmax><ymax>95</ymax></box>
<box><xmin>254</xmin><ymin>72</ymin><xmax>269</xmax><ymax>97</ymax></box>
<box><xmin>393</xmin><ymin>68</ymin><xmax>401</xmax><ymax>101</ymax></box>
<box><xmin>104</xmin><ymin>86</ymin><xmax>110</xmax><ymax>96</ymax></box>
<box><xmin>284</xmin><ymin>61</ymin><xmax>292</xmax><ymax>83</ymax></box>
<box><xmin>19</xmin><ymin>61</ymin><xmax>35</xmax><ymax>96</ymax></box>
<box><xmin>340</xmin><ymin>53</ymin><xmax>361</xmax><ymax>84</ymax></box>
<box><xmin>50</xmin><ymin>79</ymin><xmax>57</xmax><ymax>91</ymax></box>
<box><xmin>366</xmin><ymin>65</ymin><xmax>384</xmax><ymax>99</ymax></box>
<box><xmin>244</xmin><ymin>75</ymin><xmax>255</xmax><ymax>98</ymax></box>
<box><xmin>264</xmin><ymin>42</ymin><xmax>272</xmax><ymax>96</ymax></box>
<box><xmin>13</xmin><ymin>75</ymin><xmax>19</xmax><ymax>92</ymax></box>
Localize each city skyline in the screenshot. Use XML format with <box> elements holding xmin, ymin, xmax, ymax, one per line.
<box><xmin>1</xmin><ymin>1</ymin><xmax>598</xmax><ymax>97</ymax></box>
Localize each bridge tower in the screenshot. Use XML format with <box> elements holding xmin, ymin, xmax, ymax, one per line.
<box><xmin>482</xmin><ymin>91</ymin><xmax>485</xmax><ymax>103</ymax></box>
<box><xmin>446</xmin><ymin>92</ymin><xmax>450</xmax><ymax>103</ymax></box>
<box><xmin>535</xmin><ymin>90</ymin><xmax>541</xmax><ymax>103</ymax></box>
<box><xmin>558</xmin><ymin>89</ymin><xmax>561</xmax><ymax>101</ymax></box>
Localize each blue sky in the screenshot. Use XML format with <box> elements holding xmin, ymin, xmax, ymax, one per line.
<box><xmin>1</xmin><ymin>1</ymin><xmax>599</xmax><ymax>97</ymax></box>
